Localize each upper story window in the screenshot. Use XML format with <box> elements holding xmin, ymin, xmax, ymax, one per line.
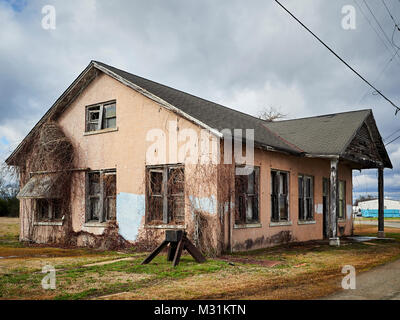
<box><xmin>271</xmin><ymin>170</ymin><xmax>289</xmax><ymax>222</ymax></box>
<box><xmin>298</xmin><ymin>174</ymin><xmax>314</xmax><ymax>221</ymax></box>
<box><xmin>86</xmin><ymin>101</ymin><xmax>116</xmax><ymax>132</ymax></box>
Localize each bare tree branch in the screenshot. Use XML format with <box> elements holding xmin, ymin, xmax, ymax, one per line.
<box><xmin>257</xmin><ymin>106</ymin><xmax>287</xmax><ymax>122</ymax></box>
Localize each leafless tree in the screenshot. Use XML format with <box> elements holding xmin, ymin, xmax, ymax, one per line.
<box><xmin>257</xmin><ymin>106</ymin><xmax>287</xmax><ymax>122</ymax></box>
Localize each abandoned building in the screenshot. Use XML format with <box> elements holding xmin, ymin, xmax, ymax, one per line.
<box><xmin>6</xmin><ymin>61</ymin><xmax>392</xmax><ymax>253</ymax></box>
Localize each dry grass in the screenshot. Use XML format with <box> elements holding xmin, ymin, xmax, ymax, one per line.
<box><xmin>1</xmin><ymin>217</ymin><xmax>400</xmax><ymax>300</ymax></box>
<box><xmin>100</xmin><ymin>241</ymin><xmax>400</xmax><ymax>300</ymax></box>
<box><xmin>0</xmin><ymin>217</ymin><xmax>19</xmax><ymax>240</ymax></box>
<box><xmin>353</xmin><ymin>224</ymin><xmax>400</xmax><ymax>234</ymax></box>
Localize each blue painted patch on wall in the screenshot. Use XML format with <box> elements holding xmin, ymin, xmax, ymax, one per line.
<box><xmin>116</xmin><ymin>193</ymin><xmax>145</xmax><ymax>241</ymax></box>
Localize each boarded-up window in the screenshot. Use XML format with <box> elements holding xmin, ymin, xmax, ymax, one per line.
<box><xmin>86</xmin><ymin>170</ymin><xmax>117</xmax><ymax>222</ymax></box>
<box><xmin>146</xmin><ymin>165</ymin><xmax>185</xmax><ymax>225</ymax></box>
<box><xmin>235</xmin><ymin>167</ymin><xmax>259</xmax><ymax>224</ymax></box>
<box><xmin>37</xmin><ymin>199</ymin><xmax>62</xmax><ymax>221</ymax></box>
<box><xmin>338</xmin><ymin>180</ymin><xmax>346</xmax><ymax>219</ymax></box>
<box><xmin>86</xmin><ymin>101</ymin><xmax>116</xmax><ymax>132</ymax></box>
<box><xmin>298</xmin><ymin>174</ymin><xmax>314</xmax><ymax>221</ymax></box>
<box><xmin>271</xmin><ymin>170</ymin><xmax>289</xmax><ymax>222</ymax></box>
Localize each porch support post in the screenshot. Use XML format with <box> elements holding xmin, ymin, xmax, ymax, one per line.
<box><xmin>329</xmin><ymin>159</ymin><xmax>340</xmax><ymax>246</ymax></box>
<box><xmin>378</xmin><ymin>167</ymin><xmax>385</xmax><ymax>238</ymax></box>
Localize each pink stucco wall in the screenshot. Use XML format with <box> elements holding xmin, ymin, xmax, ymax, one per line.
<box><xmin>19</xmin><ymin>70</ymin><xmax>354</xmax><ymax>252</ymax></box>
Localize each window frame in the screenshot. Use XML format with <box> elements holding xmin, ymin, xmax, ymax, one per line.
<box><xmin>338</xmin><ymin>180</ymin><xmax>346</xmax><ymax>220</ymax></box>
<box><xmin>85</xmin><ymin>100</ymin><xmax>116</xmax><ymax>133</ymax></box>
<box><xmin>298</xmin><ymin>174</ymin><xmax>315</xmax><ymax>221</ymax></box>
<box><xmin>271</xmin><ymin>170</ymin><xmax>290</xmax><ymax>222</ymax></box>
<box><xmin>145</xmin><ymin>164</ymin><xmax>185</xmax><ymax>225</ymax></box>
<box><xmin>85</xmin><ymin>169</ymin><xmax>117</xmax><ymax>223</ymax></box>
<box><xmin>234</xmin><ymin>166</ymin><xmax>260</xmax><ymax>225</ymax></box>
<box><xmin>36</xmin><ymin>198</ymin><xmax>63</xmax><ymax>222</ymax></box>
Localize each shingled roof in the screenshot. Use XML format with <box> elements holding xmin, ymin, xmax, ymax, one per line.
<box><xmin>264</xmin><ymin>110</ymin><xmax>371</xmax><ymax>155</ymax></box>
<box><xmin>94</xmin><ymin>61</ymin><xmax>300</xmax><ymax>154</ymax></box>
<box><xmin>5</xmin><ymin>61</ymin><xmax>392</xmax><ymax>169</ymax></box>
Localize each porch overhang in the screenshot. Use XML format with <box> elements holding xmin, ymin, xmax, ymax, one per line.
<box><xmin>17</xmin><ymin>173</ymin><xmax>62</xmax><ymax>199</ymax></box>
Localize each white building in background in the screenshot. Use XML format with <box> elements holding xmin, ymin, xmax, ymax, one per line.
<box><xmin>358</xmin><ymin>199</ymin><xmax>400</xmax><ymax>210</ymax></box>
<box><xmin>355</xmin><ymin>199</ymin><xmax>400</xmax><ymax>218</ymax></box>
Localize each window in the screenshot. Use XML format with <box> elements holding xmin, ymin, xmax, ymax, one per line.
<box><xmin>36</xmin><ymin>199</ymin><xmax>62</xmax><ymax>221</ymax></box>
<box><xmin>271</xmin><ymin>170</ymin><xmax>289</xmax><ymax>222</ymax></box>
<box><xmin>298</xmin><ymin>175</ymin><xmax>314</xmax><ymax>221</ymax></box>
<box><xmin>86</xmin><ymin>170</ymin><xmax>116</xmax><ymax>222</ymax></box>
<box><xmin>235</xmin><ymin>167</ymin><xmax>259</xmax><ymax>224</ymax></box>
<box><xmin>338</xmin><ymin>180</ymin><xmax>346</xmax><ymax>219</ymax></box>
<box><xmin>146</xmin><ymin>165</ymin><xmax>185</xmax><ymax>225</ymax></box>
<box><xmin>86</xmin><ymin>101</ymin><xmax>116</xmax><ymax>132</ymax></box>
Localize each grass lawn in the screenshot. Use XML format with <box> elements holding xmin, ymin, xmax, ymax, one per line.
<box><xmin>0</xmin><ymin>217</ymin><xmax>399</xmax><ymax>300</ymax></box>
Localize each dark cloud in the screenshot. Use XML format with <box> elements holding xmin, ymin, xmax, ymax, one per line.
<box><xmin>0</xmin><ymin>0</ymin><xmax>399</xmax><ymax>197</ymax></box>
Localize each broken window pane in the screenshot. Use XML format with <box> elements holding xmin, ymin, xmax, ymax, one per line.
<box><xmin>53</xmin><ymin>200</ymin><xmax>63</xmax><ymax>220</ymax></box>
<box><xmin>105</xmin><ymin>173</ymin><xmax>116</xmax><ymax>221</ymax></box>
<box><xmin>87</xmin><ymin>170</ymin><xmax>116</xmax><ymax>222</ymax></box>
<box><xmin>89</xmin><ymin>173</ymin><xmax>100</xmax><ymax>195</ymax></box>
<box><xmin>146</xmin><ymin>165</ymin><xmax>185</xmax><ymax>225</ymax></box>
<box><xmin>36</xmin><ymin>199</ymin><xmax>63</xmax><ymax>221</ymax></box>
<box><xmin>103</xmin><ymin>103</ymin><xmax>116</xmax><ymax>129</ymax></box>
<box><xmin>86</xmin><ymin>102</ymin><xmax>117</xmax><ymax>132</ymax></box>
<box><xmin>298</xmin><ymin>174</ymin><xmax>314</xmax><ymax>221</ymax></box>
<box><xmin>89</xmin><ymin>197</ymin><xmax>100</xmax><ymax>221</ymax></box>
<box><xmin>235</xmin><ymin>167</ymin><xmax>259</xmax><ymax>224</ymax></box>
<box><xmin>87</xmin><ymin>106</ymin><xmax>100</xmax><ymax>132</ymax></box>
<box><xmin>150</xmin><ymin>171</ymin><xmax>163</xmax><ymax>195</ymax></box>
<box><xmin>271</xmin><ymin>170</ymin><xmax>289</xmax><ymax>222</ymax></box>
<box><xmin>37</xmin><ymin>199</ymin><xmax>50</xmax><ymax>221</ymax></box>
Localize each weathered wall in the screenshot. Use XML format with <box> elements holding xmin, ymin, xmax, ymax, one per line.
<box><xmin>18</xmin><ymin>70</ymin><xmax>354</xmax><ymax>253</ymax></box>
<box><xmin>229</xmin><ymin>148</ymin><xmax>353</xmax><ymax>252</ymax></box>
<box><xmin>56</xmin><ymin>72</ymin><xmax>220</xmax><ymax>251</ymax></box>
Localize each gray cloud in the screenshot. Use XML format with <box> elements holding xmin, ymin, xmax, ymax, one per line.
<box><xmin>0</xmin><ymin>0</ymin><xmax>399</xmax><ymax>197</ymax></box>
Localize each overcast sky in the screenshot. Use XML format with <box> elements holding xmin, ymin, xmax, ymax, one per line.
<box><xmin>0</xmin><ymin>0</ymin><xmax>399</xmax><ymax>200</ymax></box>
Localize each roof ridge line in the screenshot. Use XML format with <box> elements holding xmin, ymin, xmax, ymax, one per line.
<box><xmin>266</xmin><ymin>109</ymin><xmax>372</xmax><ymax>123</ymax></box>
<box><xmin>93</xmin><ymin>61</ymin><xmax>266</xmax><ymax>124</ymax></box>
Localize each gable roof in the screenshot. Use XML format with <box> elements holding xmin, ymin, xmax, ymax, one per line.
<box><xmin>93</xmin><ymin>61</ymin><xmax>301</xmax><ymax>154</ymax></box>
<box><xmin>264</xmin><ymin>109</ymin><xmax>392</xmax><ymax>168</ymax></box>
<box><xmin>264</xmin><ymin>109</ymin><xmax>370</xmax><ymax>155</ymax></box>
<box><xmin>5</xmin><ymin>61</ymin><xmax>392</xmax><ymax>169</ymax></box>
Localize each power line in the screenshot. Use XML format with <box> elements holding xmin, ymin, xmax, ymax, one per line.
<box><xmin>357</xmin><ymin>46</ymin><xmax>400</xmax><ymax>104</ymax></box>
<box><xmin>381</xmin><ymin>0</ymin><xmax>400</xmax><ymax>50</ymax></box>
<box><xmin>354</xmin><ymin>0</ymin><xmax>398</xmax><ymax>60</ymax></box>
<box><xmin>385</xmin><ymin>134</ymin><xmax>400</xmax><ymax>146</ymax></box>
<box><xmin>274</xmin><ymin>0</ymin><xmax>400</xmax><ymax>113</ymax></box>
<box><xmin>381</xmin><ymin>0</ymin><xmax>400</xmax><ymax>26</ymax></box>
<box><xmin>363</xmin><ymin>0</ymin><xmax>400</xmax><ymax>55</ymax></box>
<box><xmin>384</xmin><ymin>127</ymin><xmax>400</xmax><ymax>141</ymax></box>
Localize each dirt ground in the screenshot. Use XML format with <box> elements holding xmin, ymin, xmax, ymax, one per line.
<box><xmin>1</xmin><ymin>217</ymin><xmax>399</xmax><ymax>300</ymax></box>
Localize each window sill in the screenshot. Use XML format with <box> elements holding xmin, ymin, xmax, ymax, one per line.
<box><xmin>234</xmin><ymin>223</ymin><xmax>262</xmax><ymax>229</ymax></box>
<box><xmin>269</xmin><ymin>221</ymin><xmax>292</xmax><ymax>227</ymax></box>
<box><xmin>84</xmin><ymin>127</ymin><xmax>118</xmax><ymax>136</ymax></box>
<box><xmin>298</xmin><ymin>220</ymin><xmax>316</xmax><ymax>225</ymax></box>
<box><xmin>34</xmin><ymin>221</ymin><xmax>63</xmax><ymax>226</ymax></box>
<box><xmin>84</xmin><ymin>222</ymin><xmax>108</xmax><ymax>228</ymax></box>
<box><xmin>144</xmin><ymin>224</ymin><xmax>185</xmax><ymax>229</ymax></box>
